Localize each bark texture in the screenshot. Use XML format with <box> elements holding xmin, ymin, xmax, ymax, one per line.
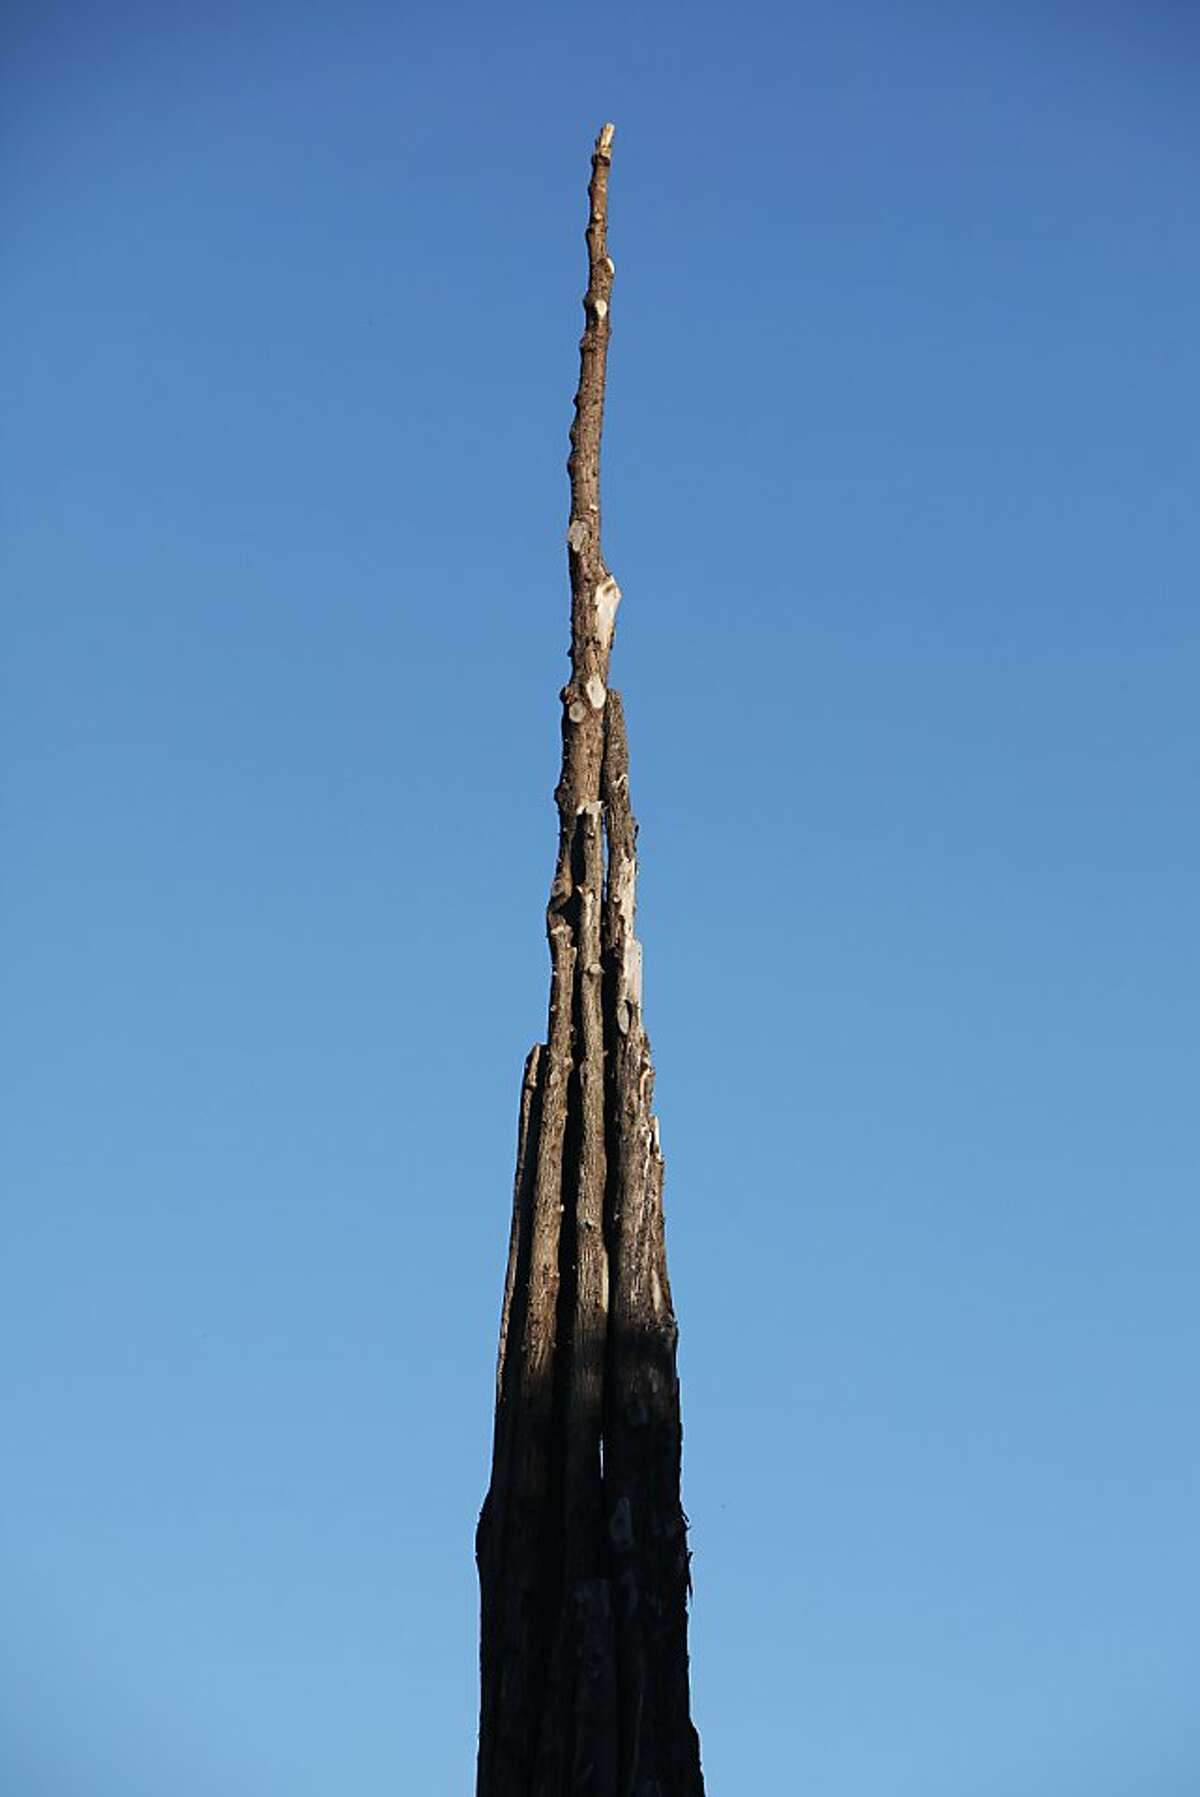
<box><xmin>476</xmin><ymin>125</ymin><xmax>704</xmax><ymax>1797</ymax></box>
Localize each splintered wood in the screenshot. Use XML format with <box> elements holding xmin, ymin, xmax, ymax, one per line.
<box><xmin>475</xmin><ymin>125</ymin><xmax>705</xmax><ymax>1797</ymax></box>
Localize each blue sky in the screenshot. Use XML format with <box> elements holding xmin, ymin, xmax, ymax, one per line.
<box><xmin>3</xmin><ymin>3</ymin><xmax>1199</xmax><ymax>1792</ymax></box>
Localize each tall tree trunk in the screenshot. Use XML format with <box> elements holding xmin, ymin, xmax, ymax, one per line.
<box><xmin>476</xmin><ymin>124</ymin><xmax>705</xmax><ymax>1797</ymax></box>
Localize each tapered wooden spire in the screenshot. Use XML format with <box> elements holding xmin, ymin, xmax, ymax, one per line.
<box><xmin>475</xmin><ymin>126</ymin><xmax>704</xmax><ymax>1797</ymax></box>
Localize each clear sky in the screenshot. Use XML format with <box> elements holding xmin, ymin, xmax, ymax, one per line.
<box><xmin>3</xmin><ymin>3</ymin><xmax>1199</xmax><ymax>1792</ymax></box>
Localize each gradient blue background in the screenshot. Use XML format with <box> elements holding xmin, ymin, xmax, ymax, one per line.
<box><xmin>3</xmin><ymin>3</ymin><xmax>1198</xmax><ymax>1791</ymax></box>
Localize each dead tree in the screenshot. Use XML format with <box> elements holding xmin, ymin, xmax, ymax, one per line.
<box><xmin>475</xmin><ymin>126</ymin><xmax>705</xmax><ymax>1797</ymax></box>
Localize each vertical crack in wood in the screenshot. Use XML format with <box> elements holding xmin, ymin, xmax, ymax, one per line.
<box><xmin>477</xmin><ymin>124</ymin><xmax>704</xmax><ymax>1797</ymax></box>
